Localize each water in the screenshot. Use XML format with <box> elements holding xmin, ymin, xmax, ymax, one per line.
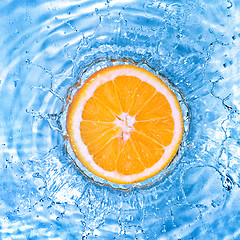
<box><xmin>0</xmin><ymin>0</ymin><xmax>240</xmax><ymax>239</ymax></box>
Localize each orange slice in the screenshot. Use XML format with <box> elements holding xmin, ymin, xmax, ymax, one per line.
<box><xmin>67</xmin><ymin>64</ymin><xmax>183</xmax><ymax>184</ymax></box>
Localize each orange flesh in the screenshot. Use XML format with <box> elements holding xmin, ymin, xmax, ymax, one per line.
<box><xmin>79</xmin><ymin>75</ymin><xmax>175</xmax><ymax>175</ymax></box>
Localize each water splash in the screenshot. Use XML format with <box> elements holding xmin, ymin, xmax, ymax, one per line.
<box><xmin>0</xmin><ymin>0</ymin><xmax>240</xmax><ymax>239</ymax></box>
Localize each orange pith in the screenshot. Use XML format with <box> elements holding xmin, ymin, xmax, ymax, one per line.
<box><xmin>67</xmin><ymin>64</ymin><xmax>183</xmax><ymax>184</ymax></box>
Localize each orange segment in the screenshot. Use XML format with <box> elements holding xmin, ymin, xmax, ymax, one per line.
<box><xmin>92</xmin><ymin>137</ymin><xmax>123</xmax><ymax>171</ymax></box>
<box><xmin>128</xmin><ymin>81</ymin><xmax>157</xmax><ymax>117</ymax></box>
<box><xmin>130</xmin><ymin>131</ymin><xmax>165</xmax><ymax>168</ymax></box>
<box><xmin>113</xmin><ymin>75</ymin><xmax>141</xmax><ymax>113</ymax></box>
<box><xmin>82</xmin><ymin>97</ymin><xmax>116</xmax><ymax>122</ymax></box>
<box><xmin>66</xmin><ymin>64</ymin><xmax>183</xmax><ymax>184</ymax></box>
<box><xmin>80</xmin><ymin>121</ymin><xmax>121</xmax><ymax>154</ymax></box>
<box><xmin>94</xmin><ymin>80</ymin><xmax>122</xmax><ymax>116</ymax></box>
<box><xmin>116</xmin><ymin>139</ymin><xmax>145</xmax><ymax>175</ymax></box>
<box><xmin>134</xmin><ymin>118</ymin><xmax>174</xmax><ymax>147</ymax></box>
<box><xmin>135</xmin><ymin>92</ymin><xmax>172</xmax><ymax>121</ymax></box>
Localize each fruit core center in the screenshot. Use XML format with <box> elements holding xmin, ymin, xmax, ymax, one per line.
<box><xmin>115</xmin><ymin>113</ymin><xmax>136</xmax><ymax>141</ymax></box>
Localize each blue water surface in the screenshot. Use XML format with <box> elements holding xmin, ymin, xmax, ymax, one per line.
<box><xmin>0</xmin><ymin>0</ymin><xmax>240</xmax><ymax>239</ymax></box>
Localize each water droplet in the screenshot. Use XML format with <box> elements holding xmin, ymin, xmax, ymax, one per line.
<box><xmin>223</xmin><ymin>174</ymin><xmax>233</xmax><ymax>191</ymax></box>
<box><xmin>32</xmin><ymin>172</ymin><xmax>40</xmax><ymax>178</ymax></box>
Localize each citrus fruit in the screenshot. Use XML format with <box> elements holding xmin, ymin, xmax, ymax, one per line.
<box><xmin>67</xmin><ymin>64</ymin><xmax>183</xmax><ymax>184</ymax></box>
